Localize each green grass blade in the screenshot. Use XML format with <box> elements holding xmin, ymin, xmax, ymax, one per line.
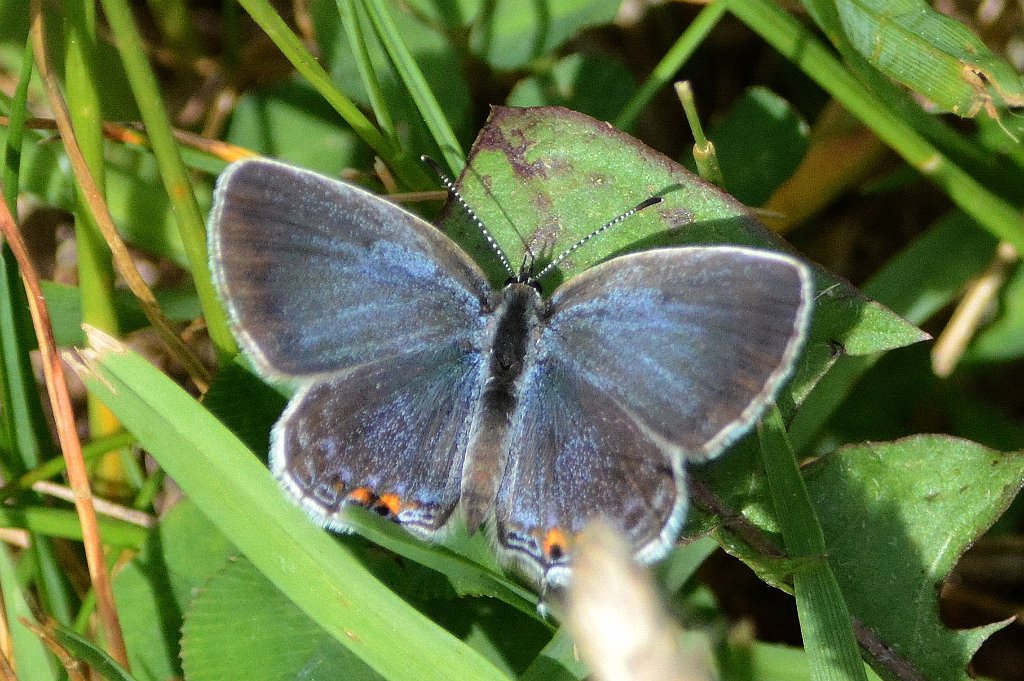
<box><xmin>75</xmin><ymin>329</ymin><xmax>508</xmax><ymax>681</ymax></box>
<box><xmin>96</xmin><ymin>0</ymin><xmax>236</xmax><ymax>359</ymax></box>
<box><xmin>726</xmin><ymin>0</ymin><xmax>1024</xmax><ymax>254</ymax></box>
<box><xmin>2</xmin><ymin>37</ymin><xmax>33</xmax><ymax>216</ymax></box>
<box><xmin>615</xmin><ymin>0</ymin><xmax>728</xmax><ymax>131</ymax></box>
<box><xmin>233</xmin><ymin>0</ymin><xmax>428</xmax><ymax>186</ymax></box>
<box><xmin>45</xmin><ymin>620</ymin><xmax>138</xmax><ymax>681</ymax></box>
<box><xmin>758</xmin><ymin>408</ymin><xmax>868</xmax><ymax>681</ymax></box>
<box><xmin>65</xmin><ymin>0</ymin><xmax>124</xmax><ymax>454</ymax></box>
<box><xmin>335</xmin><ymin>0</ymin><xmax>397</xmax><ymax>142</ymax></box>
<box><xmin>0</xmin><ymin>544</ymin><xmax>59</xmax><ymax>679</ymax></box>
<box><xmin>361</xmin><ymin>0</ymin><xmax>465</xmax><ymax>172</ymax></box>
<box><xmin>0</xmin><ymin>505</ymin><xmax>147</xmax><ymax>548</ymax></box>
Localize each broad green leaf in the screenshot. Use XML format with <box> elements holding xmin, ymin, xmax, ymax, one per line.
<box><xmin>703</xmin><ymin>87</ymin><xmax>810</xmax><ymax>207</ymax></box>
<box><xmin>182</xmin><ymin>557</ymin><xmax>379</xmax><ymax>681</ymax></box>
<box><xmin>507</xmin><ymin>53</ymin><xmax>635</xmax><ymax>122</ymax></box>
<box><xmin>75</xmin><ymin>330</ymin><xmax>507</xmax><ymax>681</ymax></box>
<box><xmin>832</xmin><ymin>0</ymin><xmax>1024</xmax><ymax>116</ymax></box>
<box><xmin>468</xmin><ymin>0</ymin><xmax>620</xmax><ymax>70</ymax></box>
<box><xmin>225</xmin><ymin>79</ymin><xmax>371</xmax><ymax>175</ymax></box>
<box><xmin>114</xmin><ymin>500</ymin><xmax>236</xmax><ymax>681</ymax></box>
<box><xmin>400</xmin><ymin>0</ymin><xmax>483</xmax><ymax>28</ymax></box>
<box><xmin>444</xmin><ymin>106</ymin><xmax>926</xmax><ymax>408</ymax></box>
<box><xmin>805</xmin><ymin>435</ymin><xmax>1022</xmax><ymax>681</ymax></box>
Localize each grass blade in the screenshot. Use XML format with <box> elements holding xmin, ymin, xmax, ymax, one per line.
<box><xmin>75</xmin><ymin>328</ymin><xmax>507</xmax><ymax>681</ymax></box>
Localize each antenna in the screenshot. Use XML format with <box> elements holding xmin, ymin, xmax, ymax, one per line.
<box><xmin>421</xmin><ymin>156</ymin><xmax>516</xmax><ymax>279</ymax></box>
<box><xmin>531</xmin><ymin>196</ymin><xmax>663</xmax><ymax>282</ymax></box>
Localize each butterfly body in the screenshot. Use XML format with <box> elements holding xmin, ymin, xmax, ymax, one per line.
<box><xmin>209</xmin><ymin>158</ymin><xmax>813</xmax><ymax>590</ymax></box>
<box><xmin>461</xmin><ymin>281</ymin><xmax>542</xmax><ymax>534</ymax></box>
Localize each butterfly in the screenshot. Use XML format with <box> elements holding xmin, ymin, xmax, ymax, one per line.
<box><xmin>208</xmin><ymin>156</ymin><xmax>813</xmax><ymax>590</ymax></box>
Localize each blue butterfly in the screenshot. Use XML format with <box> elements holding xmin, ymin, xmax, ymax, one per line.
<box><xmin>208</xmin><ymin>157</ymin><xmax>812</xmax><ymax>590</ymax></box>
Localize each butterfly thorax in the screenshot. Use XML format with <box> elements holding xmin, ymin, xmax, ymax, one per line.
<box><xmin>460</xmin><ymin>282</ymin><xmax>544</xmax><ymax>532</ymax></box>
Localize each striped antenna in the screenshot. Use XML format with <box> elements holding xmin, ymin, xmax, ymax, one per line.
<box><xmin>421</xmin><ymin>156</ymin><xmax>516</xmax><ymax>279</ymax></box>
<box><xmin>531</xmin><ymin>196</ymin><xmax>663</xmax><ymax>282</ymax></box>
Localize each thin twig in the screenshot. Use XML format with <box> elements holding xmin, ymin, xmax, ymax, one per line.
<box><xmin>931</xmin><ymin>240</ymin><xmax>1019</xmax><ymax>377</ymax></box>
<box><xmin>0</xmin><ymin>193</ymin><xmax>130</xmax><ymax>668</ymax></box>
<box><xmin>0</xmin><ymin>115</ymin><xmax>257</xmax><ymax>163</ymax></box>
<box><xmin>6</xmin><ymin>14</ymin><xmax>131</xmax><ymax>666</ymax></box>
<box><xmin>28</xmin><ymin>4</ymin><xmax>212</xmax><ymax>391</ymax></box>
<box><xmin>31</xmin><ymin>481</ymin><xmax>155</xmax><ymax>528</ymax></box>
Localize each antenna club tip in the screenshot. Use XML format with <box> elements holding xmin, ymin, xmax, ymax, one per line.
<box><xmin>638</xmin><ymin>196</ymin><xmax>663</xmax><ymax>210</ymax></box>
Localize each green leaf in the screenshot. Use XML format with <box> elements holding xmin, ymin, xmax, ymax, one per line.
<box><xmin>444</xmin><ymin>106</ymin><xmax>926</xmax><ymax>409</ymax></box>
<box><xmin>704</xmin><ymin>87</ymin><xmax>810</xmax><ymax>207</ymax></box>
<box><xmin>805</xmin><ymin>435</ymin><xmax>1023</xmax><ymax>681</ymax></box>
<box><xmin>114</xmin><ymin>500</ymin><xmax>236</xmax><ymax>681</ymax></box>
<box><xmin>75</xmin><ymin>329</ymin><xmax>507</xmax><ymax>681</ymax></box>
<box><xmin>182</xmin><ymin>556</ymin><xmax>379</xmax><ymax>681</ymax></box>
<box><xmin>468</xmin><ymin>0</ymin><xmax>620</xmax><ymax>70</ymax></box>
<box><xmin>224</xmin><ymin>79</ymin><xmax>372</xmax><ymax>175</ymax></box>
<box><xmin>507</xmin><ymin>53</ymin><xmax>635</xmax><ymax>122</ymax></box>
<box><xmin>832</xmin><ymin>0</ymin><xmax>1024</xmax><ymax>116</ymax></box>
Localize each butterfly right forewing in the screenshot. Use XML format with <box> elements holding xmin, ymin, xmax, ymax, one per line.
<box><xmin>209</xmin><ymin>158</ymin><xmax>493</xmax><ymax>380</ymax></box>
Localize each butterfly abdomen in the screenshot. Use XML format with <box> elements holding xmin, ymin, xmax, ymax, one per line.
<box><xmin>461</xmin><ymin>283</ymin><xmax>544</xmax><ymax>532</ymax></box>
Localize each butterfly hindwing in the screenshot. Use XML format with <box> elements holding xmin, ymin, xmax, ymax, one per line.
<box><xmin>274</xmin><ymin>345</ymin><xmax>485</xmax><ymax>536</ymax></box>
<box><xmin>495</xmin><ymin>353</ymin><xmax>685</xmax><ymax>587</ymax></box>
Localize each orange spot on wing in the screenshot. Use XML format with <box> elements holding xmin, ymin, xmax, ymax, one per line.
<box><xmin>543</xmin><ymin>527</ymin><xmax>570</xmax><ymax>561</ymax></box>
<box><xmin>377</xmin><ymin>493</ymin><xmax>402</xmax><ymax>515</ymax></box>
<box><xmin>347</xmin><ymin>487</ymin><xmax>374</xmax><ymax>505</ymax></box>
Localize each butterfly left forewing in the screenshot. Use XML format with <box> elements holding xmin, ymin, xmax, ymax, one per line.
<box><xmin>540</xmin><ymin>246</ymin><xmax>812</xmax><ymax>460</ymax></box>
<box><xmin>209</xmin><ymin>158</ymin><xmax>492</xmax><ymax>380</ymax></box>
